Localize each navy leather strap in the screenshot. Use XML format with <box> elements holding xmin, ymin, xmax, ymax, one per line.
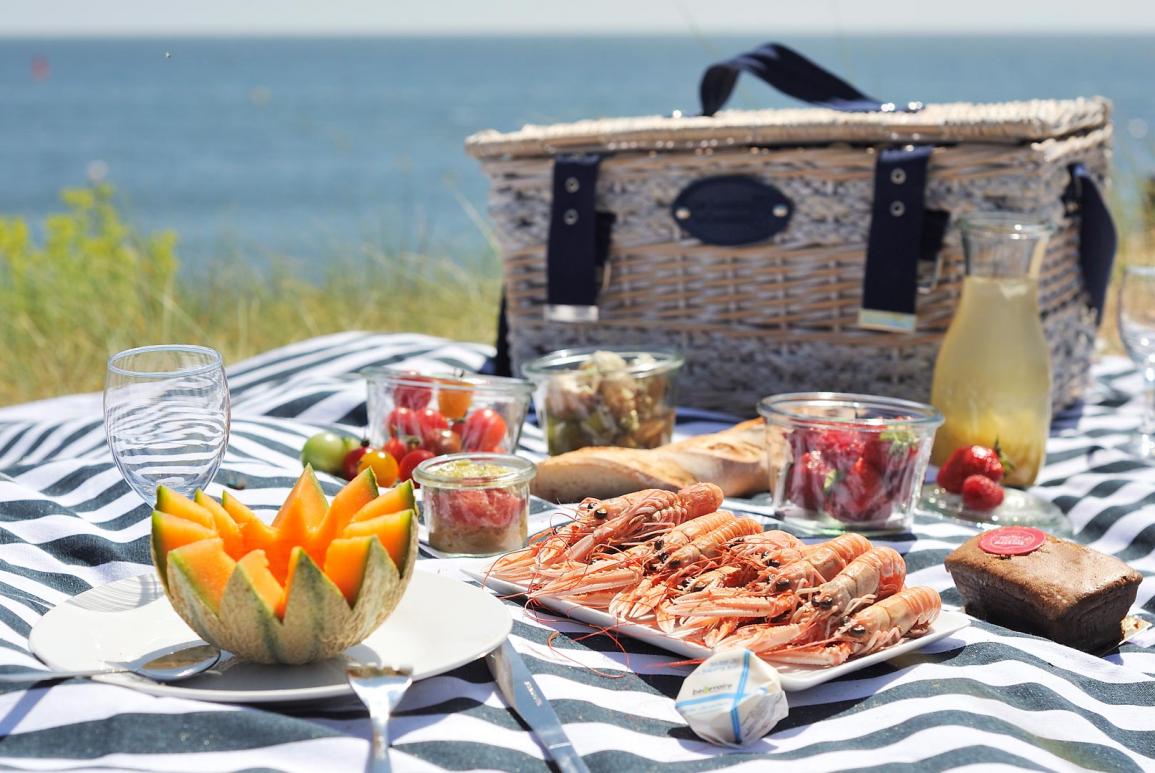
<box><xmin>1065</xmin><ymin>162</ymin><xmax>1117</xmax><ymax>321</ymax></box>
<box><xmin>544</xmin><ymin>153</ymin><xmax>606</xmax><ymax>321</ymax></box>
<box><xmin>858</xmin><ymin>146</ymin><xmax>935</xmax><ymax>332</ymax></box>
<box><xmin>699</xmin><ymin>42</ymin><xmax>915</xmax><ymax>116</ymax></box>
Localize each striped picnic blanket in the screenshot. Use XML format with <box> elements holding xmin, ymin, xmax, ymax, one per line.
<box><xmin>0</xmin><ymin>332</ymin><xmax>1152</xmax><ymax>772</ymax></box>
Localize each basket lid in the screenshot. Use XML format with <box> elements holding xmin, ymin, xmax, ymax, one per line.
<box><xmin>464</xmin><ymin>97</ymin><xmax>1110</xmax><ymax>160</ymax></box>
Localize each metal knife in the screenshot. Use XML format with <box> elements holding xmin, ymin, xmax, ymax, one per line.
<box><xmin>484</xmin><ymin>638</ymin><xmax>590</xmax><ymax>773</ymax></box>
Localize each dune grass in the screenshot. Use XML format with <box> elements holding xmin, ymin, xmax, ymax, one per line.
<box><xmin>0</xmin><ymin>184</ymin><xmax>1149</xmax><ymax>407</ymax></box>
<box><xmin>0</xmin><ymin>185</ymin><xmax>500</xmax><ymax>406</ymax></box>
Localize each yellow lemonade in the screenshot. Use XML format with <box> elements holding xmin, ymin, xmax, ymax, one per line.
<box><xmin>930</xmin><ymin>276</ymin><xmax>1051</xmax><ymax>486</ymax></box>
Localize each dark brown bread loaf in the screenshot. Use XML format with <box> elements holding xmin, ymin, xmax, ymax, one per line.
<box><xmin>945</xmin><ymin>531</ymin><xmax>1142</xmax><ymax>653</ymax></box>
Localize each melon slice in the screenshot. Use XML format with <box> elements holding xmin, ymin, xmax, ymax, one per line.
<box><xmin>311</xmin><ymin>468</ymin><xmax>378</xmax><ymax>561</ymax></box>
<box><xmin>349</xmin><ymin>480</ymin><xmax>415</xmax><ymax>523</ymax></box>
<box><xmin>194</xmin><ymin>490</ymin><xmax>245</xmax><ymax>559</ymax></box>
<box><xmin>341</xmin><ymin>509</ymin><xmax>415</xmax><ymax>575</ymax></box>
<box><xmin>151</xmin><ymin>467</ymin><xmax>419</xmax><ymax>665</ymax></box>
<box><xmin>151</xmin><ymin>512</ymin><xmax>217</xmax><ymax>589</ymax></box>
<box><xmin>155</xmin><ymin>487</ymin><xmax>214</xmax><ymax>529</ymax></box>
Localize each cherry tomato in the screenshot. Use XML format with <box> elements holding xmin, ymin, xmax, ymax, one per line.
<box><xmin>357</xmin><ymin>448</ymin><xmax>399</xmax><ymax>487</ymax></box>
<box><xmin>393</xmin><ymin>371</ymin><xmax>433</xmax><ymax>410</ymax></box>
<box><xmin>461</xmin><ymin>408</ymin><xmax>508</xmax><ymax>452</ymax></box>
<box><xmin>386</xmin><ymin>406</ymin><xmax>422</xmax><ymax>439</ymax></box>
<box><xmin>429</xmin><ymin>428</ymin><xmax>462</xmax><ymax>455</ymax></box>
<box><xmin>417</xmin><ymin>407</ymin><xmax>449</xmax><ymax>446</ymax></box>
<box><xmin>384</xmin><ymin>436</ymin><xmax>409</xmax><ymax>463</ymax></box>
<box><xmin>436</xmin><ymin>378</ymin><xmax>474</xmax><ymax>420</ymax></box>
<box><xmin>398</xmin><ymin>448</ymin><xmax>436</xmax><ymax>485</ymax></box>
<box><xmin>341</xmin><ymin>439</ymin><xmax>371</xmax><ymax>480</ymax></box>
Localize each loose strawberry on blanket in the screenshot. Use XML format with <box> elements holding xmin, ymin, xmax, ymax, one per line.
<box><xmin>936</xmin><ymin>444</ymin><xmax>1007</xmax><ymax>494</ymax></box>
<box><xmin>961</xmin><ymin>474</ymin><xmax>1005</xmax><ymax>511</ymax></box>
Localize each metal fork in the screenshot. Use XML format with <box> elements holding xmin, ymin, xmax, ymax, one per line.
<box><xmin>345</xmin><ymin>661</ymin><xmax>413</xmax><ymax>773</ymax></box>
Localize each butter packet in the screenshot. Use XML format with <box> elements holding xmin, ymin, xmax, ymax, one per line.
<box><xmin>674</xmin><ymin>649</ymin><xmax>789</xmax><ymax>747</ymax></box>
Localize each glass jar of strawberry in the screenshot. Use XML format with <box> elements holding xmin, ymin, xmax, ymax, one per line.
<box><xmin>412</xmin><ymin>453</ymin><xmax>535</xmax><ymax>556</ymax></box>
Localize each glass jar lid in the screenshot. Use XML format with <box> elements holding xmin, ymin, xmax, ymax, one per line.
<box><xmin>411</xmin><ymin>452</ymin><xmax>536</xmax><ymax>489</ymax></box>
<box><xmin>521</xmin><ymin>346</ymin><xmax>684</xmax><ymax>380</ymax></box>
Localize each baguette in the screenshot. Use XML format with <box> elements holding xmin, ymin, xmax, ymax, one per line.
<box><xmin>531</xmin><ymin>419</ymin><xmax>783</xmax><ymax>503</ymax></box>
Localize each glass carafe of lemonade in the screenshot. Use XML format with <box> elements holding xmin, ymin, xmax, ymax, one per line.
<box><xmin>930</xmin><ymin>214</ymin><xmax>1053</xmax><ymax>486</ymax></box>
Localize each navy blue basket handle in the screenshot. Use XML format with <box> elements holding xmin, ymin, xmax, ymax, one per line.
<box><xmin>699</xmin><ymin>42</ymin><xmax>914</xmax><ymax>116</ymax></box>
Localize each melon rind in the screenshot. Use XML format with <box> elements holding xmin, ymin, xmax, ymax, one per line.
<box><xmin>161</xmin><ymin>517</ymin><xmax>419</xmax><ymax>665</ymax></box>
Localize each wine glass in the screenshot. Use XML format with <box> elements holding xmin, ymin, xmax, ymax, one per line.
<box><xmin>104</xmin><ymin>345</ymin><xmax>230</xmax><ymax>503</ymax></box>
<box><xmin>1118</xmin><ymin>265</ymin><xmax>1155</xmax><ymax>461</ymax></box>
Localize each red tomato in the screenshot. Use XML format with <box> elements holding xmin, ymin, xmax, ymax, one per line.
<box><xmin>461</xmin><ymin>408</ymin><xmax>508</xmax><ymax>452</ymax></box>
<box><xmin>429</xmin><ymin>429</ymin><xmax>462</xmax><ymax>455</ymax></box>
<box><xmin>386</xmin><ymin>406</ymin><xmax>423</xmax><ymax>439</ymax></box>
<box><xmin>417</xmin><ymin>408</ymin><xmax>449</xmax><ymax>446</ymax></box>
<box><xmin>341</xmin><ymin>441</ymin><xmax>370</xmax><ymax>480</ymax></box>
<box><xmin>384</xmin><ymin>436</ymin><xmax>409</xmax><ymax>462</ymax></box>
<box><xmin>398</xmin><ymin>448</ymin><xmax>436</xmax><ymax>485</ymax></box>
<box><xmin>393</xmin><ymin>371</ymin><xmax>432</xmax><ymax>410</ymax></box>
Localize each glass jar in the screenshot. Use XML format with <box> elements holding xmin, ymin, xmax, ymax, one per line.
<box><xmin>522</xmin><ymin>347</ymin><xmax>684</xmax><ymax>455</ymax></box>
<box><xmin>412</xmin><ymin>453</ymin><xmax>535</xmax><ymax>556</ymax></box>
<box><xmin>759</xmin><ymin>392</ymin><xmax>943</xmax><ymax>533</ymax></box>
<box><xmin>363</xmin><ymin>368</ymin><xmax>532</xmax><ymax>457</ymax></box>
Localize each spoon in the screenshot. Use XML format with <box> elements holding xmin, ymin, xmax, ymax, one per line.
<box><xmin>346</xmin><ymin>661</ymin><xmax>413</xmax><ymax>773</ymax></box>
<box><xmin>0</xmin><ymin>643</ymin><xmax>221</xmax><ymax>684</ymax></box>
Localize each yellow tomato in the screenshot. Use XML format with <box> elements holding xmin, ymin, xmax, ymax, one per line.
<box><xmin>436</xmin><ymin>379</ymin><xmax>474</xmax><ymax>420</ymax></box>
<box><xmin>357</xmin><ymin>448</ymin><xmax>399</xmax><ymax>487</ymax></box>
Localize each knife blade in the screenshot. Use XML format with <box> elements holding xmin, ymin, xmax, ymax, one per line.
<box><xmin>485</xmin><ymin>638</ymin><xmax>590</xmax><ymax>773</ymax></box>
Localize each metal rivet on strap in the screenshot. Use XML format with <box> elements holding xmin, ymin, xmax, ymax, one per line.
<box><xmin>563</xmin><ymin>209</ymin><xmax>579</xmax><ymax>225</ymax></box>
<box><xmin>772</xmin><ymin>204</ymin><xmax>789</xmax><ymax>218</ymax></box>
<box><xmin>890</xmin><ymin>168</ymin><xmax>907</xmax><ymax>185</ymax></box>
<box><xmin>675</xmin><ymin>207</ymin><xmax>691</xmax><ymax>221</ymax></box>
<box><xmin>565</xmin><ymin>177</ymin><xmax>580</xmax><ymax>193</ymax></box>
<box><xmin>890</xmin><ymin>201</ymin><xmax>906</xmax><ymax>217</ymax></box>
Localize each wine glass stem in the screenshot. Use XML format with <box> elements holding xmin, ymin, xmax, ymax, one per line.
<box><xmin>1142</xmin><ymin>367</ymin><xmax>1155</xmax><ymax>439</ymax></box>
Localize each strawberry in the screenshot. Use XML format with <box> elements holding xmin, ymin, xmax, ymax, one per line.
<box><xmin>936</xmin><ymin>444</ymin><xmax>1006</xmax><ymax>494</ymax></box>
<box><xmin>787</xmin><ymin>450</ymin><xmax>835</xmax><ymax>511</ymax></box>
<box><xmin>828</xmin><ymin>457</ymin><xmax>890</xmax><ymax>523</ymax></box>
<box><xmin>961</xmin><ymin>474</ymin><xmax>1005</xmax><ymax>511</ymax></box>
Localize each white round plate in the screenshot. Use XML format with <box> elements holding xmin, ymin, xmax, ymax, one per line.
<box><xmin>29</xmin><ymin>570</ymin><xmax>511</xmax><ymax>704</ymax></box>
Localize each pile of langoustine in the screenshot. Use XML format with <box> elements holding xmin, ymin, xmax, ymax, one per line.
<box><xmin>490</xmin><ymin>483</ymin><xmax>941</xmax><ymax>666</ymax></box>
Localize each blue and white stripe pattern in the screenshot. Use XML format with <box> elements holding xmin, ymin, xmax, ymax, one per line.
<box><xmin>0</xmin><ymin>332</ymin><xmax>1152</xmax><ymax>771</ymax></box>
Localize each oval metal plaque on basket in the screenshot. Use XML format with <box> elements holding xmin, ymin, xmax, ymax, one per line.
<box><xmin>671</xmin><ymin>175</ymin><xmax>793</xmax><ymax>246</ymax></box>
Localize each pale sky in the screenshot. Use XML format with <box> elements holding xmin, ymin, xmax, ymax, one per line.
<box><xmin>3</xmin><ymin>0</ymin><xmax>1155</xmax><ymax>36</ymax></box>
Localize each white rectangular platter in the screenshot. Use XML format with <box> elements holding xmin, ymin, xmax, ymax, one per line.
<box><xmin>467</xmin><ymin>565</ymin><xmax>968</xmax><ymax>692</ymax></box>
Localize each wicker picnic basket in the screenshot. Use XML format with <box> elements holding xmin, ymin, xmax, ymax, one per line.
<box><xmin>466</xmin><ymin>43</ymin><xmax>1116</xmax><ymax>415</ymax></box>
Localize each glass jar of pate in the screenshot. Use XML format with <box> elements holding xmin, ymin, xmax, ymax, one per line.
<box><xmin>411</xmin><ymin>453</ymin><xmax>535</xmax><ymax>556</ymax></box>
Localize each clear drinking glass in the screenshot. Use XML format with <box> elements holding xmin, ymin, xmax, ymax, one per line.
<box><xmin>1118</xmin><ymin>265</ymin><xmax>1155</xmax><ymax>461</ymax></box>
<box><xmin>104</xmin><ymin>345</ymin><xmax>230</xmax><ymax>502</ymax></box>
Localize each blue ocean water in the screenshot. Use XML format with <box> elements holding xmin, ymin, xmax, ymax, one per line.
<box><xmin>1</xmin><ymin>35</ymin><xmax>1153</xmax><ymax>273</ymax></box>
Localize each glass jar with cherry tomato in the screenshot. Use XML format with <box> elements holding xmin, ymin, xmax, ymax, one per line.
<box><xmin>412</xmin><ymin>453</ymin><xmax>535</xmax><ymax>556</ymax></box>
<box><xmin>364</xmin><ymin>367</ymin><xmax>532</xmax><ymax>462</ymax></box>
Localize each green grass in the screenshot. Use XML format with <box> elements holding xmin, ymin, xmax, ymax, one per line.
<box><xmin>0</xmin><ymin>185</ymin><xmax>500</xmax><ymax>406</ymax></box>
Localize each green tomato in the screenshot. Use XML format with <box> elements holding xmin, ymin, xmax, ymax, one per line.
<box><xmin>342</xmin><ymin>434</ymin><xmax>363</xmax><ymax>456</ymax></box>
<box><xmin>300</xmin><ymin>431</ymin><xmax>349</xmax><ymax>475</ymax></box>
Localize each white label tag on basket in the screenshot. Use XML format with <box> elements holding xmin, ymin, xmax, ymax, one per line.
<box><xmin>544</xmin><ymin>304</ymin><xmax>599</xmax><ymax>323</ymax></box>
<box><xmin>857</xmin><ymin>308</ymin><xmax>917</xmax><ymax>333</ymax></box>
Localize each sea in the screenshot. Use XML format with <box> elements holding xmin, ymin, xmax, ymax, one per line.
<box><xmin>2</xmin><ymin>35</ymin><xmax>1154</xmax><ymax>275</ymax></box>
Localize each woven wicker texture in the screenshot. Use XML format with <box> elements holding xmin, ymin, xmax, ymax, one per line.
<box><xmin>470</xmin><ymin>99</ymin><xmax>1112</xmax><ymax>414</ymax></box>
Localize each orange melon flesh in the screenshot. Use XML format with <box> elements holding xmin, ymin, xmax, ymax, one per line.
<box><xmin>272</xmin><ymin>467</ymin><xmax>328</xmax><ymax>556</ymax></box>
<box><xmin>312</xmin><ymin>469</ymin><xmax>378</xmax><ymax>556</ymax></box>
<box><xmin>155</xmin><ymin>487</ymin><xmax>214</xmax><ymax>529</ymax></box>
<box><xmin>167</xmin><ymin>538</ymin><xmax>237</xmax><ymax>613</ymax></box>
<box><xmin>220</xmin><ymin>491</ymin><xmax>260</xmax><ymax>527</ymax></box>
<box><xmin>323</xmin><ymin>536</ymin><xmax>375</xmax><ymax>606</ymax></box>
<box><xmin>151</xmin><ymin>511</ymin><xmax>217</xmax><ymax>586</ymax></box>
<box><xmin>194</xmin><ymin>490</ymin><xmax>245</xmax><ymax>559</ymax></box>
<box><xmin>236</xmin><ymin>549</ymin><xmax>286</xmax><ymax>618</ymax></box>
<box><xmin>341</xmin><ymin>509</ymin><xmax>413</xmax><ymax>574</ymax></box>
<box><xmin>349</xmin><ymin>480</ymin><xmax>415</xmax><ymax>524</ymax></box>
